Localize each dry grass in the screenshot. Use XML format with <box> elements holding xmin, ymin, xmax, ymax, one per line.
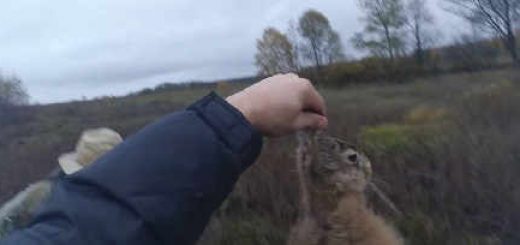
<box><xmin>1</xmin><ymin>68</ymin><xmax>519</xmax><ymax>244</ymax></box>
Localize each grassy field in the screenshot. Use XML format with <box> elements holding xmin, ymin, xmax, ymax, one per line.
<box><xmin>1</xmin><ymin>68</ymin><xmax>519</xmax><ymax>244</ymax></box>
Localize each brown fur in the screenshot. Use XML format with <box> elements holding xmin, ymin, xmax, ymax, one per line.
<box><xmin>287</xmin><ymin>131</ymin><xmax>402</xmax><ymax>245</ymax></box>
<box><xmin>327</xmin><ymin>193</ymin><xmax>403</xmax><ymax>245</ymax></box>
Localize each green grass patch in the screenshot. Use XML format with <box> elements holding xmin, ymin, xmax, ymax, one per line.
<box><xmin>360</xmin><ymin>124</ymin><xmax>418</xmax><ymax>153</ymax></box>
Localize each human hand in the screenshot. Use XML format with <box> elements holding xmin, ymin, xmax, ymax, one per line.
<box><xmin>226</xmin><ymin>73</ymin><xmax>328</xmax><ymax>137</ymax></box>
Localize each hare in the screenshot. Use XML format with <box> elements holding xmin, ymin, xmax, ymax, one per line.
<box><xmin>287</xmin><ymin>131</ymin><xmax>403</xmax><ymax>245</ymax></box>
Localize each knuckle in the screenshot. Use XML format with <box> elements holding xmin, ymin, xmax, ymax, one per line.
<box><xmin>300</xmin><ymin>79</ymin><xmax>313</xmax><ymax>90</ymax></box>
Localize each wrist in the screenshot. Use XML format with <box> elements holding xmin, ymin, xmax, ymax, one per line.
<box><xmin>226</xmin><ymin>92</ymin><xmax>257</xmax><ymax>131</ymax></box>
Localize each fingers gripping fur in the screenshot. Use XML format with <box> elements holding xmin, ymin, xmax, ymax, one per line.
<box><xmin>296</xmin><ymin>131</ymin><xmax>313</xmax><ymax>216</ymax></box>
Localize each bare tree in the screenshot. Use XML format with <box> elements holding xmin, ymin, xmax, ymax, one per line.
<box><xmin>323</xmin><ymin>31</ymin><xmax>345</xmax><ymax>65</ymax></box>
<box><xmin>298</xmin><ymin>9</ymin><xmax>345</xmax><ymax>71</ymax></box>
<box><xmin>354</xmin><ymin>0</ymin><xmax>408</xmax><ymax>61</ymax></box>
<box><xmin>255</xmin><ymin>27</ymin><xmax>297</xmax><ymax>76</ymax></box>
<box><xmin>0</xmin><ymin>74</ymin><xmax>29</xmax><ymax>108</ymax></box>
<box><xmin>445</xmin><ymin>0</ymin><xmax>520</xmax><ymax>63</ymax></box>
<box><xmin>407</xmin><ymin>0</ymin><xmax>435</xmax><ymax>65</ymax></box>
<box><xmin>287</xmin><ymin>20</ymin><xmax>304</xmax><ymax>72</ymax></box>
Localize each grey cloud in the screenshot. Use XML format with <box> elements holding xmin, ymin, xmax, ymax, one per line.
<box><xmin>0</xmin><ymin>0</ymin><xmax>464</xmax><ymax>103</ymax></box>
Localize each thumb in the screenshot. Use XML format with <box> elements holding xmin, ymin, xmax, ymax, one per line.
<box><xmin>294</xmin><ymin>112</ymin><xmax>328</xmax><ymax>131</ymax></box>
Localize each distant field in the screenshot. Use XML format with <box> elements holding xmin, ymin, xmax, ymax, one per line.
<box><xmin>1</xmin><ymin>68</ymin><xmax>519</xmax><ymax>244</ymax></box>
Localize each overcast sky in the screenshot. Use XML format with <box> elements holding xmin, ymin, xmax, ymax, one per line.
<box><xmin>0</xmin><ymin>0</ymin><xmax>465</xmax><ymax>103</ymax></box>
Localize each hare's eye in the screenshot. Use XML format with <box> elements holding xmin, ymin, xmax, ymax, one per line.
<box><xmin>348</xmin><ymin>153</ymin><xmax>358</xmax><ymax>162</ymax></box>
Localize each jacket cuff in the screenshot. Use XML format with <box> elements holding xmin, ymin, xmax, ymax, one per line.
<box><xmin>187</xmin><ymin>92</ymin><xmax>263</xmax><ymax>171</ymax></box>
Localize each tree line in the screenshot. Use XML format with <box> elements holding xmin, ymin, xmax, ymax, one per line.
<box><xmin>2</xmin><ymin>0</ymin><xmax>519</xmax><ymax>106</ymax></box>
<box><xmin>255</xmin><ymin>0</ymin><xmax>520</xmax><ymax>77</ymax></box>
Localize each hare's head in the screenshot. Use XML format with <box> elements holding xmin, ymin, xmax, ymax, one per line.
<box><xmin>305</xmin><ymin>133</ymin><xmax>372</xmax><ymax>193</ymax></box>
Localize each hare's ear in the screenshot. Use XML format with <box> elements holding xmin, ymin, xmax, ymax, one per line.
<box><xmin>296</xmin><ymin>131</ymin><xmax>314</xmax><ymax>170</ymax></box>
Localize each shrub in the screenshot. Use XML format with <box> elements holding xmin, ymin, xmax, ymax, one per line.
<box><xmin>404</xmin><ymin>106</ymin><xmax>448</xmax><ymax>125</ymax></box>
<box><xmin>361</xmin><ymin>124</ymin><xmax>417</xmax><ymax>153</ymax></box>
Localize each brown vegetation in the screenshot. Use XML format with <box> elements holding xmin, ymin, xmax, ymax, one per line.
<box><xmin>1</xmin><ymin>68</ymin><xmax>519</xmax><ymax>244</ymax></box>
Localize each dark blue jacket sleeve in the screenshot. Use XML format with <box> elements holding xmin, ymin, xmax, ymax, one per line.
<box><xmin>0</xmin><ymin>92</ymin><xmax>263</xmax><ymax>245</ymax></box>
